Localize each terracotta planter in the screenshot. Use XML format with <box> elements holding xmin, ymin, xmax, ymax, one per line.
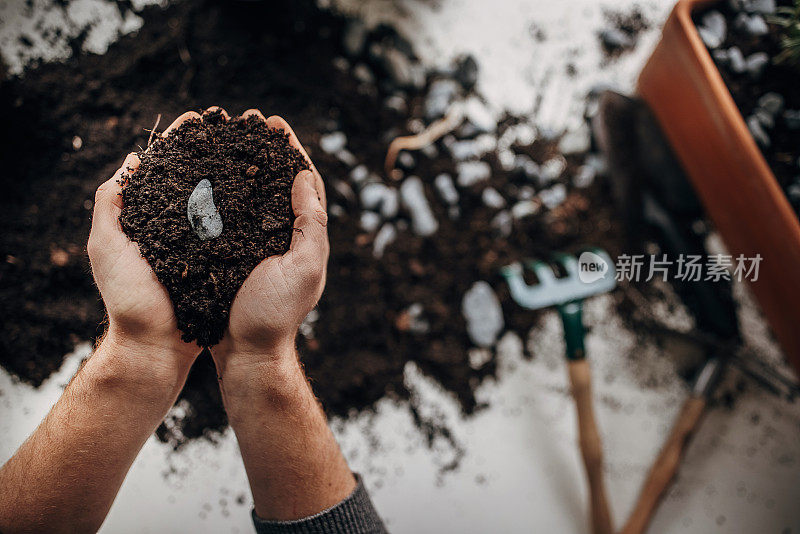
<box><xmin>637</xmin><ymin>0</ymin><xmax>800</xmax><ymax>375</ymax></box>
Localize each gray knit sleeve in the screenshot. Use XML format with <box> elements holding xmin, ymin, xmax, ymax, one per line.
<box><xmin>251</xmin><ymin>475</ymin><xmax>387</xmax><ymax>534</ymax></box>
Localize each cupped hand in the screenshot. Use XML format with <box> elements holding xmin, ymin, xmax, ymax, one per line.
<box><xmin>88</xmin><ymin>112</ymin><xmax>204</xmax><ymax>370</ymax></box>
<box><xmin>207</xmin><ymin>108</ymin><xmax>329</xmax><ymax>377</ymax></box>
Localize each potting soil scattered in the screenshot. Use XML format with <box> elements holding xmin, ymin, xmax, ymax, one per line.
<box><xmin>0</xmin><ymin>0</ymin><xmax>621</xmax><ymax>446</ymax></box>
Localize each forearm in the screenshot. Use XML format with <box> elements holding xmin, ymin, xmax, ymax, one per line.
<box><xmin>0</xmin><ymin>334</ymin><xmax>191</xmax><ymax>533</ymax></box>
<box><xmin>217</xmin><ymin>348</ymin><xmax>356</xmax><ymax>522</ymax></box>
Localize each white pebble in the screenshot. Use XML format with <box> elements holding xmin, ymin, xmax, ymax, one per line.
<box><xmin>336</xmin><ymin>149</ymin><xmax>358</xmax><ymax>167</ymax></box>
<box><xmin>698</xmin><ymin>11</ymin><xmax>727</xmax><ymax>49</ymax></box>
<box><xmin>511</xmin><ymin>200</ymin><xmax>540</xmax><ymax>220</ymax></box>
<box><xmin>463</xmin><ymin>97</ymin><xmax>496</xmax><ymax>132</ymax></box>
<box><xmin>462</xmin><ymin>281</ymin><xmax>504</xmax><ymax>347</ymax></box>
<box><xmin>434</xmin><ymin>173</ymin><xmax>459</xmax><ymax>205</ymax></box>
<box><xmin>573</xmin><ymin>165</ymin><xmax>596</xmax><ymax>188</ymax></box>
<box><xmin>482</xmin><ymin>187</ymin><xmax>506</xmax><ymax>209</ymax></box>
<box><xmin>350</xmin><ymin>164</ymin><xmax>369</xmax><ymax>184</ymax></box>
<box><xmin>539</xmin><ymin>183</ymin><xmax>568</xmax><ymax>209</ymax></box>
<box><xmin>320</xmin><ymin>131</ymin><xmax>347</xmax><ymax>153</ymax></box>
<box><xmin>373</xmin><ymin>223</ymin><xmax>397</xmax><ymax>258</ymax></box>
<box><xmin>491</xmin><ymin>210</ymin><xmax>513</xmax><ymax>236</ymax></box>
<box><xmin>187</xmin><ymin>179</ymin><xmax>223</xmax><ymax>241</ymax></box>
<box><xmin>457</xmin><ymin>160</ymin><xmax>492</xmax><ymax>187</ymax></box>
<box><xmin>400</xmin><ymin>176</ymin><xmax>438</xmax><ymax>236</ymax></box>
<box><xmin>558</xmin><ymin>123</ymin><xmax>591</xmax><ymax>155</ymax></box>
<box><xmin>540</xmin><ymin>158</ymin><xmax>566</xmax><ymax>182</ymax></box>
<box><xmin>360</xmin><ymin>211</ymin><xmax>382</xmax><ymax>233</ymax></box>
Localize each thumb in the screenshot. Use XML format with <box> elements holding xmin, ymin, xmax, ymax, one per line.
<box><xmin>90</xmin><ymin>153</ymin><xmax>140</xmax><ymax>247</ymax></box>
<box><xmin>289</xmin><ymin>170</ymin><xmax>329</xmax><ymax>264</ymax></box>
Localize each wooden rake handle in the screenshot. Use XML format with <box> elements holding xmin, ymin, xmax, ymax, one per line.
<box><xmin>568</xmin><ymin>359</ymin><xmax>614</xmax><ymax>534</ymax></box>
<box><xmin>619</xmin><ymin>395</ymin><xmax>706</xmax><ymax>534</ymax></box>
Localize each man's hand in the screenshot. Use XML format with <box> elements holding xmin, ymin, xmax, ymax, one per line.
<box><xmin>89</xmin><ymin>112</ymin><xmax>202</xmax><ymax>380</ymax></box>
<box><xmin>204</xmin><ymin>108</ymin><xmax>356</xmax><ymax>522</ymax></box>
<box><xmin>0</xmin><ymin>112</ymin><xmax>206</xmax><ymax>533</ymax></box>
<box><xmin>212</xmin><ymin>110</ymin><xmax>328</xmax><ymax>376</ymax></box>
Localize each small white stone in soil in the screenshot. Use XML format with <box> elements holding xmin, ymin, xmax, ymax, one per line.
<box><xmin>400</xmin><ymin>176</ymin><xmax>438</xmax><ymax>236</ymax></box>
<box><xmin>747</xmin><ymin>115</ymin><xmax>770</xmax><ymax>146</ymax></box>
<box><xmin>573</xmin><ymin>165</ymin><xmax>596</xmax><ymax>188</ymax></box>
<box><xmin>557</xmin><ymin>123</ymin><xmax>591</xmax><ymax>155</ymax></box>
<box><xmin>449</xmin><ymin>136</ymin><xmax>494</xmax><ymax>161</ymax></box>
<box><xmin>698</xmin><ymin>11</ymin><xmax>727</xmax><ymax>49</ymax></box>
<box><xmin>299</xmin><ymin>309</ymin><xmax>319</xmax><ymax>339</ymax></box>
<box><xmin>373</xmin><ymin>223</ymin><xmax>397</xmax><ymax>259</ymax></box>
<box><xmin>360</xmin><ymin>211</ymin><xmax>382</xmax><ymax>233</ymax></box>
<box><xmin>599</xmin><ymin>27</ymin><xmax>635</xmax><ymax>50</ymax></box>
<box><xmin>384</xmin><ymin>94</ymin><xmax>407</xmax><ymax>114</ymax></box>
<box><xmin>360</xmin><ymin>182</ymin><xmax>391</xmax><ymax>210</ymax></box>
<box><xmin>463</xmin><ymin>97</ymin><xmax>496</xmax><ymax>132</ymax></box>
<box><xmin>353</xmin><ymin>63</ymin><xmax>375</xmax><ymax>85</ymax></box>
<box><xmin>425</xmin><ymin>79</ymin><xmax>461</xmax><ymax>120</ymax></box>
<box><xmin>498</xmin><ymin>148</ymin><xmax>516</xmax><ymax>171</ymax></box>
<box><xmin>517</xmin><ymin>185</ymin><xmax>535</xmax><ymax>200</ymax></box>
<box><xmin>584</xmin><ymin>153</ymin><xmax>608</xmax><ymax>176</ymax></box>
<box><xmin>511</xmin><ymin>200</ymin><xmax>540</xmax><ymax>220</ymax></box>
<box><xmin>746</xmin><ymin>52</ymin><xmax>769</xmax><ymax>79</ymax></box>
<box><xmin>468</xmin><ymin>348</ymin><xmax>492</xmax><ymax>370</ymax></box>
<box><xmin>320</xmin><ymin>131</ymin><xmax>347</xmax><ymax>153</ymax></box>
<box><xmin>491</xmin><ymin>210</ymin><xmax>513</xmax><ymax>237</ymax></box>
<box><xmin>734</xmin><ymin>13</ymin><xmax>769</xmax><ymax>36</ymax></box>
<box><xmin>434</xmin><ymin>173</ymin><xmax>459</xmax><ymax>205</ymax></box>
<box><xmin>540</xmin><ymin>157</ymin><xmax>566</xmax><ymax>182</ymax></box>
<box><xmin>336</xmin><ymin>149</ymin><xmax>358</xmax><ymax>167</ymax></box>
<box><xmin>397</xmin><ymin>151</ymin><xmax>416</xmax><ymax>169</ymax></box>
<box><xmin>482</xmin><ymin>187</ymin><xmax>506</xmax><ymax>209</ymax></box>
<box><xmin>187</xmin><ymin>179</ymin><xmax>223</xmax><ymax>241</ymax></box>
<box><xmin>72</xmin><ymin>136</ymin><xmax>82</xmax><ymax>150</ymax></box>
<box><xmin>380</xmin><ymin>188</ymin><xmax>399</xmax><ymax>219</ymax></box>
<box><xmin>728</xmin><ymin>46</ymin><xmax>746</xmax><ymax>73</ymax></box>
<box><xmin>404</xmin><ymin>302</ymin><xmax>430</xmax><ymax>334</ymax></box>
<box><xmin>754</xmin><ymin>108</ymin><xmax>775</xmax><ymax>129</ymax></box>
<box><xmin>732</xmin><ymin>0</ymin><xmax>776</xmax><ymax>14</ymax></box>
<box><xmin>462</xmin><ymin>281</ymin><xmax>504</xmax><ymax>348</ymax></box>
<box><xmin>757</xmin><ymin>92</ymin><xmax>785</xmax><ymax>116</ymax></box>
<box><xmin>456</xmin><ymin>160</ymin><xmax>491</xmax><ymax>187</ymax></box>
<box><xmin>329</xmin><ymin>204</ymin><xmax>345</xmax><ymax>218</ymax></box>
<box><xmin>350</xmin><ymin>164</ymin><xmax>369</xmax><ymax>185</ymax></box>
<box><xmin>539</xmin><ymin>183</ymin><xmax>568</xmax><ymax>210</ymax></box>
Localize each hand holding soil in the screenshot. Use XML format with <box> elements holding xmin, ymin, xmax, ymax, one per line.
<box><xmin>212</xmin><ymin>111</ymin><xmax>330</xmax><ymax>377</ymax></box>
<box><xmin>88</xmin><ymin>143</ymin><xmax>200</xmax><ymax>370</ymax></box>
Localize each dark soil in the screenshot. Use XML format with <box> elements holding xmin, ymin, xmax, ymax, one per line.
<box><xmin>119</xmin><ymin>111</ymin><xmax>308</xmax><ymax>346</ymax></box>
<box><xmin>0</xmin><ymin>0</ymin><xmax>620</xmax><ymax>445</ymax></box>
<box><xmin>695</xmin><ymin>1</ymin><xmax>800</xmax><ymax>217</ymax></box>
<box><xmin>600</xmin><ymin>7</ymin><xmax>651</xmax><ymax>60</ymax></box>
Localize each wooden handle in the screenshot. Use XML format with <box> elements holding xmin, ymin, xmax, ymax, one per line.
<box><xmin>620</xmin><ymin>395</ymin><xmax>707</xmax><ymax>534</ymax></box>
<box><xmin>568</xmin><ymin>360</ymin><xmax>614</xmax><ymax>534</ymax></box>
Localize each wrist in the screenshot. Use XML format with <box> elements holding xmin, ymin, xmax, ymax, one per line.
<box><xmin>214</xmin><ymin>345</ymin><xmax>311</xmax><ymax>422</ymax></box>
<box><xmin>94</xmin><ymin>330</ymin><xmax>194</xmax><ymax>401</ymax></box>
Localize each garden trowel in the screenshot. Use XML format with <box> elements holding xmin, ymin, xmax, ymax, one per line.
<box><xmin>501</xmin><ymin>248</ymin><xmax>616</xmax><ymax>534</ymax></box>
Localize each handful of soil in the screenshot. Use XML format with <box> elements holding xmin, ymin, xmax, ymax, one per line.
<box><xmin>119</xmin><ymin>110</ymin><xmax>309</xmax><ymax>346</ymax></box>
